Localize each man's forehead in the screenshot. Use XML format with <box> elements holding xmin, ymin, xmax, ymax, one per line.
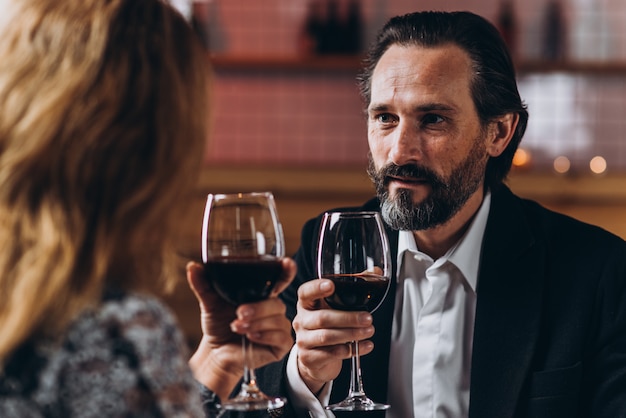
<box><xmin>373</xmin><ymin>43</ymin><xmax>472</xmax><ymax>79</ymax></box>
<box><xmin>369</xmin><ymin>44</ymin><xmax>474</xmax><ymax>106</ymax></box>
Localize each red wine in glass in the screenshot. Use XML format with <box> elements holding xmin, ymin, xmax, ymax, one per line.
<box><xmin>317</xmin><ymin>211</ymin><xmax>392</xmax><ymax>412</ymax></box>
<box><xmin>201</xmin><ymin>192</ymin><xmax>286</xmax><ymax>412</ymax></box>
<box><xmin>321</xmin><ymin>272</ymin><xmax>390</xmax><ymax>312</ymax></box>
<box><xmin>204</xmin><ymin>256</ymin><xmax>283</xmax><ymax>305</ymax></box>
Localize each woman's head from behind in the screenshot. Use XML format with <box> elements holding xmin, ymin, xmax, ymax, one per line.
<box><xmin>0</xmin><ymin>0</ymin><xmax>210</xmax><ymax>358</ymax></box>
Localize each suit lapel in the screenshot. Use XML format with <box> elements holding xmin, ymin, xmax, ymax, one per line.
<box><xmin>469</xmin><ymin>187</ymin><xmax>545</xmax><ymax>418</ymax></box>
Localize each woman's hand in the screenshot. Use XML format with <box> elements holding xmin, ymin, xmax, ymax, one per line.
<box><xmin>186</xmin><ymin>259</ymin><xmax>296</xmax><ymax>400</ymax></box>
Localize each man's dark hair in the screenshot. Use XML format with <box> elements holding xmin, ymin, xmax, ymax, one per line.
<box><xmin>357</xmin><ymin>11</ymin><xmax>529</xmax><ymax>190</ymax></box>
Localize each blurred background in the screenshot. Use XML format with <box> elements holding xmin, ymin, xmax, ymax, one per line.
<box><xmin>169</xmin><ymin>0</ymin><xmax>626</xmax><ymax>344</ymax></box>
<box><xmin>196</xmin><ymin>0</ymin><xmax>626</xmax><ymax>171</ymax></box>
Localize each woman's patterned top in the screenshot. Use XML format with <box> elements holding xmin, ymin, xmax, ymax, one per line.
<box><xmin>0</xmin><ymin>290</ymin><xmax>211</xmax><ymax>417</ymax></box>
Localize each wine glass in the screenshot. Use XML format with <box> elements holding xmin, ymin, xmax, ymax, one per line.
<box><xmin>201</xmin><ymin>191</ymin><xmax>286</xmax><ymax>411</ymax></box>
<box><xmin>317</xmin><ymin>211</ymin><xmax>392</xmax><ymax>412</ymax></box>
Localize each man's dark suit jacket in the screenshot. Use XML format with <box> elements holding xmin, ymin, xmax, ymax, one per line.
<box><xmin>238</xmin><ymin>185</ymin><xmax>626</xmax><ymax>418</ymax></box>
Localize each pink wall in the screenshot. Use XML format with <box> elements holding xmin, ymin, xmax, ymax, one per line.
<box><xmin>207</xmin><ymin>70</ymin><xmax>368</xmax><ymax>167</ymax></box>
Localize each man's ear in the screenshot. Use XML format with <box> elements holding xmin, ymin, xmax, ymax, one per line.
<box><xmin>486</xmin><ymin>113</ymin><xmax>519</xmax><ymax>157</ymax></box>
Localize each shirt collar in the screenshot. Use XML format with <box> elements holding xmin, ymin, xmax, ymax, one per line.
<box><xmin>397</xmin><ymin>191</ymin><xmax>491</xmax><ymax>292</ymax></box>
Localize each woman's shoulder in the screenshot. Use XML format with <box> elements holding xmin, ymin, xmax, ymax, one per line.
<box><xmin>101</xmin><ymin>288</ymin><xmax>179</xmax><ymax>321</ymax></box>
<box><xmin>0</xmin><ymin>291</ymin><xmax>202</xmax><ymax>418</ymax></box>
<box><xmin>64</xmin><ymin>290</ymin><xmax>184</xmax><ymax>351</ymax></box>
<box><xmin>96</xmin><ymin>290</ymin><xmax>181</xmax><ymax>333</ymax></box>
<box><xmin>66</xmin><ymin>290</ymin><xmax>192</xmax><ymax>376</ymax></box>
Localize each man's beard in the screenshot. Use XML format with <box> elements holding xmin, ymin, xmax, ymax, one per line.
<box><xmin>367</xmin><ymin>140</ymin><xmax>488</xmax><ymax>231</ymax></box>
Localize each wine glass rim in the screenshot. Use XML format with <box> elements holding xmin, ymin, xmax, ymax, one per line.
<box><xmin>202</xmin><ymin>190</ymin><xmax>285</xmax><ymax>262</ymax></box>
<box><xmin>323</xmin><ymin>210</ymin><xmax>380</xmax><ymax>218</ymax></box>
<box><xmin>208</xmin><ymin>191</ymin><xmax>275</xmax><ymax>199</ymax></box>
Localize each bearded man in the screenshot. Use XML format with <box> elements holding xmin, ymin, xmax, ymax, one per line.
<box><xmin>195</xmin><ymin>11</ymin><xmax>626</xmax><ymax>418</ymax></box>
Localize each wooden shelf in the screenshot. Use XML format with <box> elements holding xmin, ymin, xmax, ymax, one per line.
<box><xmin>517</xmin><ymin>60</ymin><xmax>626</xmax><ymax>75</ymax></box>
<box><xmin>209</xmin><ymin>54</ymin><xmax>363</xmax><ymax>72</ymax></box>
<box><xmin>209</xmin><ymin>54</ymin><xmax>626</xmax><ymax>76</ymax></box>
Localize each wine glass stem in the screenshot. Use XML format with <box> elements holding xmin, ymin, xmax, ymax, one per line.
<box><xmin>241</xmin><ymin>335</ymin><xmax>260</xmax><ymax>393</ymax></box>
<box><xmin>348</xmin><ymin>340</ymin><xmax>366</xmax><ymax>398</ymax></box>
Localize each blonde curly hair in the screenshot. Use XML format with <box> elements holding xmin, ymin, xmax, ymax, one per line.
<box><xmin>0</xmin><ymin>0</ymin><xmax>210</xmax><ymax>361</ymax></box>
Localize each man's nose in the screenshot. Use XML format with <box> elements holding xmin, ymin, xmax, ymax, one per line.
<box><xmin>389</xmin><ymin>122</ymin><xmax>422</xmax><ymax>166</ymax></box>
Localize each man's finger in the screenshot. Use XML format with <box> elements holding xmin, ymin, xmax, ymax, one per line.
<box><xmin>297</xmin><ymin>279</ymin><xmax>334</xmax><ymax>310</ymax></box>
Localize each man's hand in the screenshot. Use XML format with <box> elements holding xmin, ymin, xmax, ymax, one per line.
<box><xmin>292</xmin><ymin>278</ymin><xmax>375</xmax><ymax>395</ymax></box>
<box><xmin>187</xmin><ymin>259</ymin><xmax>296</xmax><ymax>400</ymax></box>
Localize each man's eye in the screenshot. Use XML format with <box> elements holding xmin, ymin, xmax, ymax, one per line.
<box><xmin>422</xmin><ymin>114</ymin><xmax>444</xmax><ymax>125</ymax></box>
<box><xmin>377</xmin><ymin>113</ymin><xmax>396</xmax><ymax>124</ymax></box>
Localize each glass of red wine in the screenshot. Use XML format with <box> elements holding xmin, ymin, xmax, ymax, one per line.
<box><xmin>201</xmin><ymin>191</ymin><xmax>286</xmax><ymax>411</ymax></box>
<box><xmin>317</xmin><ymin>211</ymin><xmax>392</xmax><ymax>412</ymax></box>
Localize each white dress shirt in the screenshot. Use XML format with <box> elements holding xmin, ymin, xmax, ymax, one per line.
<box><xmin>286</xmin><ymin>193</ymin><xmax>491</xmax><ymax>417</ymax></box>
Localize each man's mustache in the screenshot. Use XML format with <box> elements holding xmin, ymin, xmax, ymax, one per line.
<box><xmin>378</xmin><ymin>163</ymin><xmax>444</xmax><ymax>188</ymax></box>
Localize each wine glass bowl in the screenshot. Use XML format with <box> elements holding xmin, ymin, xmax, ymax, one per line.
<box><xmin>203</xmin><ymin>256</ymin><xmax>283</xmax><ymax>306</ymax></box>
<box><xmin>317</xmin><ymin>211</ymin><xmax>392</xmax><ymax>412</ymax></box>
<box><xmin>201</xmin><ymin>191</ymin><xmax>286</xmax><ymax>411</ymax></box>
<box><xmin>322</xmin><ymin>270</ymin><xmax>389</xmax><ymax>312</ymax></box>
